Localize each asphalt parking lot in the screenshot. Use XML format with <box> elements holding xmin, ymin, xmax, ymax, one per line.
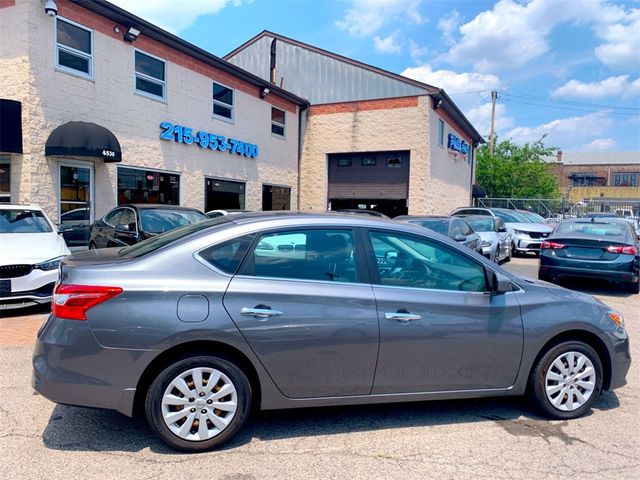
<box><xmin>0</xmin><ymin>256</ymin><xmax>638</xmax><ymax>480</ymax></box>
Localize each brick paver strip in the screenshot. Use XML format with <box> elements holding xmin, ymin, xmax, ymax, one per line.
<box><xmin>0</xmin><ymin>314</ymin><xmax>48</xmax><ymax>346</ymax></box>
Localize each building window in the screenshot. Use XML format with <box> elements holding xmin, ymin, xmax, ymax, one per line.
<box><xmin>361</xmin><ymin>157</ymin><xmax>376</xmax><ymax>166</ymax></box>
<box><xmin>205</xmin><ymin>178</ymin><xmax>246</xmax><ymax>212</ymax></box>
<box><xmin>570</xmin><ymin>173</ymin><xmax>598</xmax><ymax>187</ymax></box>
<box><xmin>613</xmin><ymin>172</ymin><xmax>639</xmax><ymax>187</ymax></box>
<box><xmin>386</xmin><ymin>157</ymin><xmax>402</xmax><ymax>168</ymax></box>
<box><xmin>262</xmin><ymin>185</ymin><xmax>291</xmax><ymax>211</ymax></box>
<box><xmin>271</xmin><ymin>107</ymin><xmax>286</xmax><ymax>137</ymax></box>
<box><xmin>117</xmin><ymin>167</ymin><xmax>179</xmax><ymax>205</ymax></box>
<box><xmin>134</xmin><ymin>50</ymin><xmax>166</xmax><ymax>99</ymax></box>
<box><xmin>0</xmin><ymin>157</ymin><xmax>10</xmax><ymax>203</ymax></box>
<box><xmin>438</xmin><ymin>118</ymin><xmax>445</xmax><ymax>146</ymax></box>
<box><xmin>56</xmin><ymin>18</ymin><xmax>93</xmax><ymax>78</ymax></box>
<box><xmin>213</xmin><ymin>82</ymin><xmax>234</xmax><ymax>120</ymax></box>
<box><xmin>338</xmin><ymin>158</ymin><xmax>352</xmax><ymax>167</ymax></box>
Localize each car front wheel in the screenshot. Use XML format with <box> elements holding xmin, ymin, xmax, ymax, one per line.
<box><xmin>145</xmin><ymin>355</ymin><xmax>252</xmax><ymax>452</ymax></box>
<box><xmin>529</xmin><ymin>341</ymin><xmax>603</xmax><ymax>419</ymax></box>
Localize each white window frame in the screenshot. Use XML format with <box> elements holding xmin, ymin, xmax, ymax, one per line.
<box><xmin>55</xmin><ymin>16</ymin><xmax>94</xmax><ymax>80</ymax></box>
<box><xmin>212</xmin><ymin>81</ymin><xmax>235</xmax><ymax>123</ymax></box>
<box><xmin>271</xmin><ymin>107</ymin><xmax>286</xmax><ymax>139</ymax></box>
<box><xmin>134</xmin><ymin>49</ymin><xmax>167</xmax><ymax>101</ymax></box>
<box><xmin>437</xmin><ymin>118</ymin><xmax>445</xmax><ymax>147</ymax></box>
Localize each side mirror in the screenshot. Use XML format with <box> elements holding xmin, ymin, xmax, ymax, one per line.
<box><xmin>487</xmin><ymin>269</ymin><xmax>511</xmax><ymax>295</ymax></box>
<box><xmin>498</xmin><ymin>227</ymin><xmax>508</xmax><ymax>233</ymax></box>
<box><xmin>453</xmin><ymin>234</ymin><xmax>466</xmax><ymax>242</ymax></box>
<box><xmin>57</xmin><ymin>224</ymin><xmax>73</xmax><ymax>234</ymax></box>
<box><xmin>115</xmin><ymin>223</ymin><xmax>136</xmax><ymax>236</ymax></box>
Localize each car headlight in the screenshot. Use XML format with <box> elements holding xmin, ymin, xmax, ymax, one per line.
<box><xmin>481</xmin><ymin>240</ymin><xmax>493</xmax><ymax>247</ymax></box>
<box><xmin>34</xmin><ymin>256</ymin><xmax>65</xmax><ymax>271</ymax></box>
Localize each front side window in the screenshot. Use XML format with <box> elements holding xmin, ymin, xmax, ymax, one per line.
<box><xmin>118</xmin><ymin>208</ymin><xmax>137</xmax><ymax>231</ymax></box>
<box><xmin>213</xmin><ymin>83</ymin><xmax>234</xmax><ymax>120</ymax></box>
<box><xmin>198</xmin><ymin>234</ymin><xmax>255</xmax><ymax>275</ymax></box>
<box><xmin>117</xmin><ymin>167</ymin><xmax>180</xmax><ymax>205</ymax></box>
<box><xmin>104</xmin><ymin>208</ymin><xmax>124</xmax><ymax>226</ymax></box>
<box><xmin>242</xmin><ymin>229</ymin><xmax>358</xmax><ymax>284</ymax></box>
<box><xmin>56</xmin><ymin>18</ymin><xmax>93</xmax><ymax>77</ymax></box>
<box><xmin>369</xmin><ymin>230</ymin><xmax>488</xmax><ymax>292</ymax></box>
<box><xmin>135</xmin><ymin>51</ymin><xmax>166</xmax><ymax>99</ymax></box>
<box><xmin>438</xmin><ymin>118</ymin><xmax>445</xmax><ymax>146</ymax></box>
<box><xmin>271</xmin><ymin>107</ymin><xmax>286</xmax><ymax>137</ymax></box>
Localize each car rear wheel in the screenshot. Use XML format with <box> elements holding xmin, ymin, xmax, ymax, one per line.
<box><xmin>625</xmin><ymin>277</ymin><xmax>640</xmax><ymax>294</ymax></box>
<box><xmin>88</xmin><ymin>241</ymin><xmax>97</xmax><ymax>250</ymax></box>
<box><xmin>529</xmin><ymin>341</ymin><xmax>602</xmax><ymax>419</ymax></box>
<box><xmin>145</xmin><ymin>355</ymin><xmax>252</xmax><ymax>452</ymax></box>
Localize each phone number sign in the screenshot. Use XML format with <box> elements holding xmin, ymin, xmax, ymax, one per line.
<box><xmin>159</xmin><ymin>121</ymin><xmax>259</xmax><ymax>158</ymax></box>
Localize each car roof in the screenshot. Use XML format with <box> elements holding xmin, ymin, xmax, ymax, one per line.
<box><xmin>120</xmin><ymin>204</ymin><xmax>204</xmax><ymax>212</ymax></box>
<box><xmin>397</xmin><ymin>215</ymin><xmax>450</xmax><ymax>220</ymax></box>
<box><xmin>0</xmin><ymin>203</ymin><xmax>43</xmax><ymax>211</ymax></box>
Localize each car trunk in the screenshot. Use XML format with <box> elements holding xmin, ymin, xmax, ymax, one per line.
<box><xmin>548</xmin><ymin>237</ymin><xmax>628</xmax><ymax>261</ymax></box>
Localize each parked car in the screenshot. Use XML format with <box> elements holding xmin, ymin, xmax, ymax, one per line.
<box><xmin>33</xmin><ymin>213</ymin><xmax>630</xmax><ymax>452</ymax></box>
<box><xmin>59</xmin><ymin>207</ymin><xmax>91</xmax><ymax>247</ymax></box>
<box><xmin>206</xmin><ymin>209</ymin><xmax>251</xmax><ymax>218</ymax></box>
<box><xmin>89</xmin><ymin>204</ymin><xmax>208</xmax><ymax>248</ymax></box>
<box><xmin>0</xmin><ymin>204</ymin><xmax>71</xmax><ymax>309</ymax></box>
<box><xmin>539</xmin><ymin>218</ymin><xmax>640</xmax><ymax>293</ymax></box>
<box><xmin>459</xmin><ymin>215</ymin><xmax>512</xmax><ymax>263</ymax></box>
<box><xmin>516</xmin><ymin>209</ymin><xmax>556</xmax><ymax>228</ymax></box>
<box><xmin>583</xmin><ymin>211</ymin><xmax>639</xmax><ymax>230</ymax></box>
<box><xmin>395</xmin><ymin>215</ymin><xmax>482</xmax><ymax>254</ymax></box>
<box><xmin>452</xmin><ymin>207</ymin><xmax>553</xmax><ymax>255</ymax></box>
<box><xmin>335</xmin><ymin>209</ymin><xmax>389</xmax><ymax>218</ymax></box>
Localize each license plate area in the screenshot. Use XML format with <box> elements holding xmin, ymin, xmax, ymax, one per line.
<box><xmin>566</xmin><ymin>247</ymin><xmax>604</xmax><ymax>259</ymax></box>
<box><xmin>0</xmin><ymin>279</ymin><xmax>11</xmax><ymax>295</ymax></box>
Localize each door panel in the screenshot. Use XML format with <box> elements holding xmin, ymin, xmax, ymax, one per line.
<box><xmin>223</xmin><ymin>277</ymin><xmax>379</xmax><ymax>398</ymax></box>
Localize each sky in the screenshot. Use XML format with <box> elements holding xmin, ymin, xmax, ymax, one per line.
<box><xmin>110</xmin><ymin>0</ymin><xmax>640</xmax><ymax>152</ymax></box>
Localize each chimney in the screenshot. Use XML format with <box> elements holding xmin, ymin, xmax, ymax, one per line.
<box><xmin>556</xmin><ymin>150</ymin><xmax>563</xmax><ymax>163</ymax></box>
<box><xmin>270</xmin><ymin>38</ymin><xmax>277</xmax><ymax>85</ymax></box>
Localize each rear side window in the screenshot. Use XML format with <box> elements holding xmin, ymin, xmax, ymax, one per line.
<box><xmin>241</xmin><ymin>229</ymin><xmax>359</xmax><ymax>283</ymax></box>
<box><xmin>198</xmin><ymin>234</ymin><xmax>255</xmax><ymax>274</ymax></box>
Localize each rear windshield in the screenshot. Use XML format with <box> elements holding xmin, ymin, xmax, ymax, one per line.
<box><xmin>0</xmin><ymin>209</ymin><xmax>53</xmax><ymax>233</ymax></box>
<box><xmin>465</xmin><ymin>217</ymin><xmax>494</xmax><ymax>232</ymax></box>
<box><xmin>140</xmin><ymin>209</ymin><xmax>208</xmax><ymax>234</ymax></box>
<box><xmin>556</xmin><ymin>222</ymin><xmax>626</xmax><ymax>237</ymax></box>
<box><xmin>119</xmin><ymin>216</ymin><xmax>231</xmax><ymax>257</ymax></box>
<box><xmin>412</xmin><ymin>219</ymin><xmax>448</xmax><ymax>235</ymax></box>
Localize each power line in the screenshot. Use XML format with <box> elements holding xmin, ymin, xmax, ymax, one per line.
<box><xmin>500</xmin><ymin>97</ymin><xmax>640</xmax><ymax>116</ymax></box>
<box><xmin>499</xmin><ymin>91</ymin><xmax>640</xmax><ymax>112</ymax></box>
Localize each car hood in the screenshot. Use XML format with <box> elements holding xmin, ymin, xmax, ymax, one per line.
<box><xmin>0</xmin><ymin>232</ymin><xmax>70</xmax><ymax>265</ymax></box>
<box><xmin>515</xmin><ymin>275</ymin><xmax>599</xmax><ymax>305</ymax></box>
<box><xmin>505</xmin><ymin>222</ymin><xmax>553</xmax><ymax>233</ymax></box>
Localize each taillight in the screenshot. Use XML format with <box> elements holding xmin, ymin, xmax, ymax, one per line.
<box><xmin>605</xmin><ymin>245</ymin><xmax>638</xmax><ymax>255</ymax></box>
<box><xmin>52</xmin><ymin>284</ymin><xmax>123</xmax><ymax>321</ymax></box>
<box><xmin>540</xmin><ymin>241</ymin><xmax>565</xmax><ymax>249</ymax></box>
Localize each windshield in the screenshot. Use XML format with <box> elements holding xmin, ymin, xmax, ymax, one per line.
<box><xmin>556</xmin><ymin>221</ymin><xmax>626</xmax><ymax>237</ymax></box>
<box><xmin>412</xmin><ymin>219</ymin><xmax>448</xmax><ymax>235</ymax></box>
<box><xmin>465</xmin><ymin>217</ymin><xmax>494</xmax><ymax>232</ymax></box>
<box><xmin>0</xmin><ymin>209</ymin><xmax>53</xmax><ymax>233</ymax></box>
<box><xmin>119</xmin><ymin>216</ymin><xmax>230</xmax><ymax>257</ymax></box>
<box><xmin>493</xmin><ymin>210</ymin><xmax>529</xmax><ymax>223</ymax></box>
<box><xmin>139</xmin><ymin>209</ymin><xmax>208</xmax><ymax>234</ymax></box>
<box><xmin>520</xmin><ymin>211</ymin><xmax>546</xmax><ymax>223</ymax></box>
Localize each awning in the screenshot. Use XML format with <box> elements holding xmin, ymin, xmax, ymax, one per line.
<box><xmin>0</xmin><ymin>99</ymin><xmax>23</xmax><ymax>154</ymax></box>
<box><xmin>45</xmin><ymin>121</ymin><xmax>121</xmax><ymax>162</ymax></box>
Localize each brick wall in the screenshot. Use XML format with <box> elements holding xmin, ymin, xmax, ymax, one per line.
<box><xmin>309</xmin><ymin>97</ymin><xmax>419</xmax><ymax>115</ymax></box>
<box><xmin>556</xmin><ymin>163</ymin><xmax>640</xmax><ymax>188</ymax></box>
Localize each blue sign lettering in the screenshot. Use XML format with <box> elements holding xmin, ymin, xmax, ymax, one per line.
<box><xmin>447</xmin><ymin>133</ymin><xmax>469</xmax><ymax>155</ymax></box>
<box><xmin>159</xmin><ymin>121</ymin><xmax>259</xmax><ymax>159</ymax></box>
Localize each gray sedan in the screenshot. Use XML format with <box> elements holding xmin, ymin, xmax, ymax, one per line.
<box><xmin>33</xmin><ymin>213</ymin><xmax>631</xmax><ymax>452</ymax></box>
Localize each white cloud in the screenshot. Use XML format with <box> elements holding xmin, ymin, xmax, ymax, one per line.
<box><xmin>408</xmin><ymin>40</ymin><xmax>429</xmax><ymax>61</ymax></box>
<box><xmin>552</xmin><ymin>76</ymin><xmax>640</xmax><ymax>99</ymax></box>
<box><xmin>401</xmin><ymin>65</ymin><xmax>502</xmax><ymax>94</ymax></box>
<box><xmin>109</xmin><ymin>0</ymin><xmax>245</xmax><ymax>33</ymax></box>
<box><xmin>438</xmin><ymin>10</ymin><xmax>462</xmax><ymax>46</ymax></box>
<box><xmin>594</xmin><ymin>9</ymin><xmax>640</xmax><ymax>69</ymax></box>
<box><xmin>582</xmin><ymin>138</ymin><xmax>618</xmax><ymax>150</ymax></box>
<box><xmin>336</xmin><ymin>0</ymin><xmax>425</xmax><ymax>37</ymax></box>
<box><xmin>374</xmin><ymin>32</ymin><xmax>402</xmax><ymax>54</ymax></box>
<box><xmin>466</xmin><ymin>103</ymin><xmax>515</xmax><ymax>138</ymax></box>
<box><xmin>504</xmin><ymin>112</ymin><xmax>614</xmax><ymax>148</ymax></box>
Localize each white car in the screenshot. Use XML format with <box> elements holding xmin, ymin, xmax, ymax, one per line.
<box><xmin>459</xmin><ymin>215</ymin><xmax>513</xmax><ymax>263</ymax></box>
<box><xmin>0</xmin><ymin>204</ymin><xmax>71</xmax><ymax>310</ymax></box>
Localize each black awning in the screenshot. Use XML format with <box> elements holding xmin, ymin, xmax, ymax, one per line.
<box><xmin>0</xmin><ymin>99</ymin><xmax>23</xmax><ymax>154</ymax></box>
<box><xmin>45</xmin><ymin>121</ymin><xmax>121</xmax><ymax>162</ymax></box>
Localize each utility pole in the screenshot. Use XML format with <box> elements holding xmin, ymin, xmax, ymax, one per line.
<box><xmin>489</xmin><ymin>90</ymin><xmax>497</xmax><ymax>156</ymax></box>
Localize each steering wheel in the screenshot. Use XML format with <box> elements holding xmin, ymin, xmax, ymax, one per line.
<box><xmin>391</xmin><ymin>259</ymin><xmax>432</xmax><ymax>286</ymax></box>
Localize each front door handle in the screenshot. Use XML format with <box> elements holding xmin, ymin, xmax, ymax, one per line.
<box><xmin>241</xmin><ymin>307</ymin><xmax>283</xmax><ymax>318</ymax></box>
<box><xmin>385</xmin><ymin>311</ymin><xmax>422</xmax><ymax>322</ymax></box>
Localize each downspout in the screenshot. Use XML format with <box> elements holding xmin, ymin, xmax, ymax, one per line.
<box><xmin>297</xmin><ymin>103</ymin><xmax>309</xmax><ymax>210</ymax></box>
<box><xmin>469</xmin><ymin>143</ymin><xmax>476</xmax><ymax>207</ymax></box>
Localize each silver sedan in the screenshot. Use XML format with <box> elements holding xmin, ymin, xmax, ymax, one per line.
<box><xmin>33</xmin><ymin>213</ymin><xmax>630</xmax><ymax>452</ymax></box>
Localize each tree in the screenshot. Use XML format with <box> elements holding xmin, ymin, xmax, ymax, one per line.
<box><xmin>475</xmin><ymin>136</ymin><xmax>560</xmax><ymax>198</ymax></box>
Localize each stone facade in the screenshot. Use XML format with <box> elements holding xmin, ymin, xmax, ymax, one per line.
<box><xmin>0</xmin><ymin>0</ymin><xmax>300</xmax><ymax>221</ymax></box>
<box><xmin>299</xmin><ymin>96</ymin><xmax>473</xmax><ymax>215</ymax></box>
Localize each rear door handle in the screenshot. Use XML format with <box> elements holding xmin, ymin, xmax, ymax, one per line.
<box><xmin>241</xmin><ymin>307</ymin><xmax>283</xmax><ymax>318</ymax></box>
<box><xmin>385</xmin><ymin>312</ymin><xmax>422</xmax><ymax>322</ymax></box>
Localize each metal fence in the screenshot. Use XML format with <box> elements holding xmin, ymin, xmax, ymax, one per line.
<box><xmin>474</xmin><ymin>197</ymin><xmax>640</xmax><ymax>223</ymax></box>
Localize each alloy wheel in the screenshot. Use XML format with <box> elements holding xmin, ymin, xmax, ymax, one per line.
<box><xmin>161</xmin><ymin>367</ymin><xmax>238</xmax><ymax>441</ymax></box>
<box><xmin>544</xmin><ymin>351</ymin><xmax>596</xmax><ymax>412</ymax></box>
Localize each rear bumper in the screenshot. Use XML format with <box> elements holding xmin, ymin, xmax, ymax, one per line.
<box><xmin>32</xmin><ymin>315</ymin><xmax>146</xmax><ymax>417</ymax></box>
<box><xmin>539</xmin><ymin>265</ymin><xmax>638</xmax><ymax>283</ymax></box>
<box><xmin>540</xmin><ymin>254</ymin><xmax>638</xmax><ymax>283</ymax></box>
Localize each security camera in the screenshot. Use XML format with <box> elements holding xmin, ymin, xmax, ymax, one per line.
<box><xmin>260</xmin><ymin>87</ymin><xmax>270</xmax><ymax>98</ymax></box>
<box><xmin>123</xmin><ymin>27</ymin><xmax>141</xmax><ymax>42</ymax></box>
<box><xmin>43</xmin><ymin>0</ymin><xmax>58</xmax><ymax>17</ymax></box>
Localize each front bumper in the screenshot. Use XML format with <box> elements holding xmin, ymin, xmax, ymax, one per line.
<box><xmin>1</xmin><ymin>267</ymin><xmax>59</xmax><ymax>309</ymax></box>
<box><xmin>513</xmin><ymin>235</ymin><xmax>545</xmax><ymax>252</ymax></box>
<box><xmin>607</xmin><ymin>329</ymin><xmax>631</xmax><ymax>390</ymax></box>
<box><xmin>32</xmin><ymin>315</ymin><xmax>147</xmax><ymax>417</ymax></box>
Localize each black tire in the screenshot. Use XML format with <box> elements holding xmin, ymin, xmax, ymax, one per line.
<box><xmin>626</xmin><ymin>278</ymin><xmax>640</xmax><ymax>294</ymax></box>
<box><xmin>88</xmin><ymin>241</ymin><xmax>97</xmax><ymax>250</ymax></box>
<box><xmin>145</xmin><ymin>355</ymin><xmax>252</xmax><ymax>452</ymax></box>
<box><xmin>538</xmin><ymin>271</ymin><xmax>551</xmax><ymax>282</ymax></box>
<box><xmin>528</xmin><ymin>341</ymin><xmax>603</xmax><ymax>420</ymax></box>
